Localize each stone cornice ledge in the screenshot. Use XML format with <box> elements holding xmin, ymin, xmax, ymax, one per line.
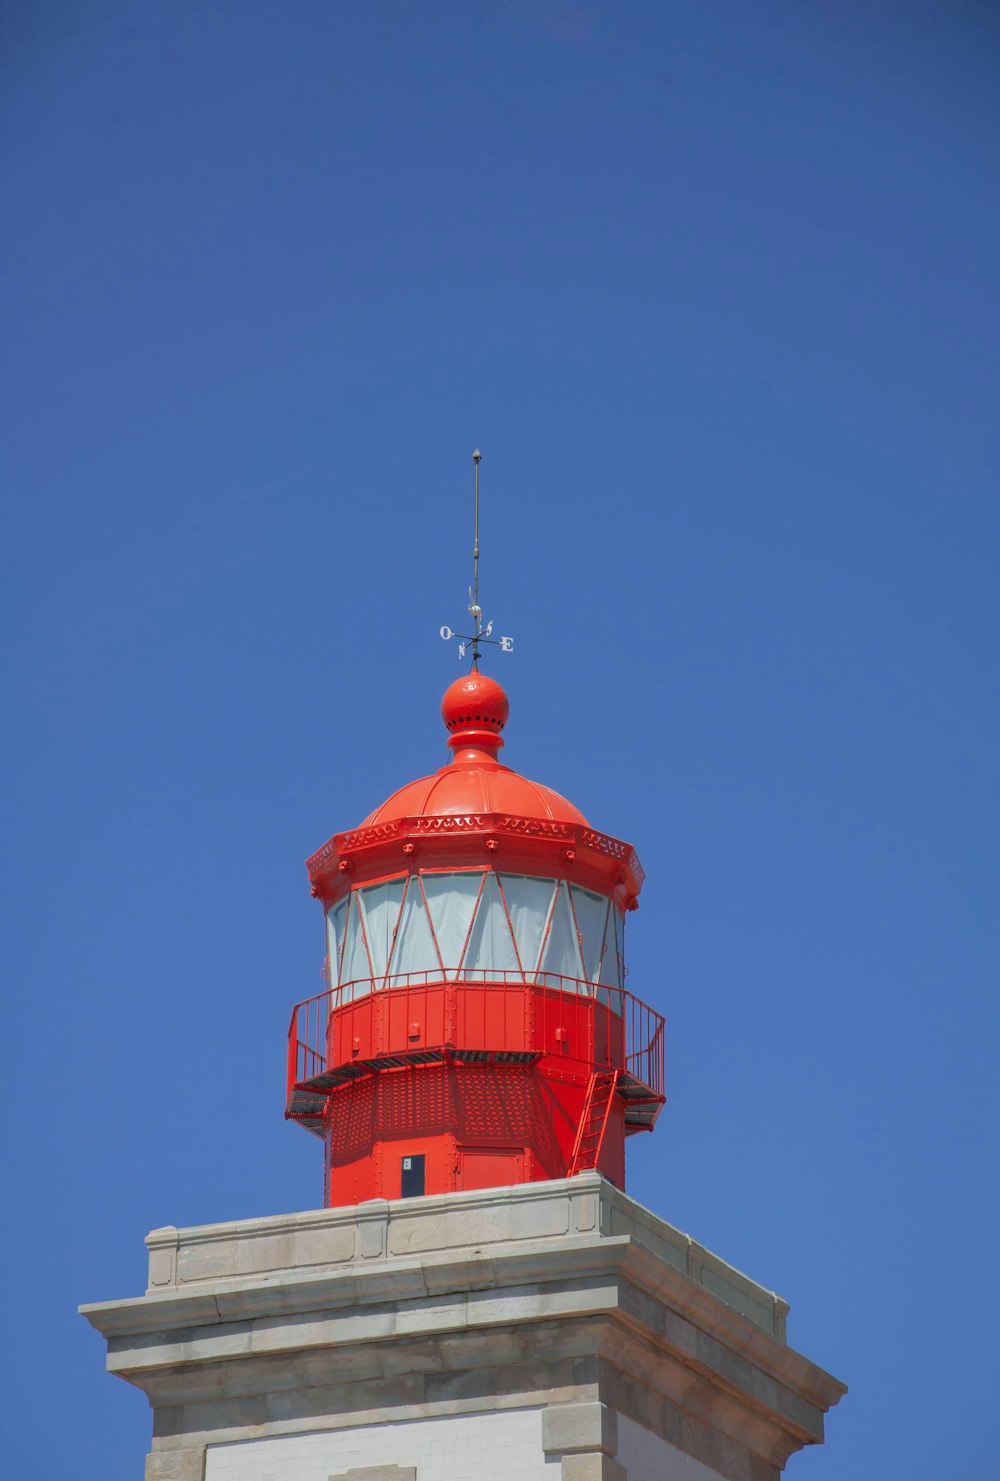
<box><xmin>82</xmin><ymin>1233</ymin><xmax>629</xmax><ymax>1338</ymax></box>
<box><xmin>118</xmin><ymin>1175</ymin><xmax>790</xmax><ymax>1339</ymax></box>
<box><xmin>619</xmin><ymin>1239</ymin><xmax>843</xmax><ymax>1414</ymax></box>
<box><xmin>81</xmin><ymin>1228</ymin><xmax>844</xmax><ymax>1426</ymax></box>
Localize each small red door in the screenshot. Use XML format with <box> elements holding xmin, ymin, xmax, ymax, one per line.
<box><xmin>458</xmin><ymin>1146</ymin><xmax>523</xmax><ymax>1190</ymax></box>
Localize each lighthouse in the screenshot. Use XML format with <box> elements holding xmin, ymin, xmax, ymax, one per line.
<box><xmin>287</xmin><ymin>667</ymin><xmax>663</xmax><ymax>1207</ymax></box>
<box><xmin>82</xmin><ymin>457</ymin><xmax>844</xmax><ymax>1481</ymax></box>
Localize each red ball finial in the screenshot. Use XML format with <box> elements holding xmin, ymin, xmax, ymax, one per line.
<box><xmin>442</xmin><ymin>672</ymin><xmax>509</xmax><ymax>761</ymax></box>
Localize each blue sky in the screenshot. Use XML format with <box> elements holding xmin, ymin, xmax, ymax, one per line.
<box><xmin>2</xmin><ymin>3</ymin><xmax>998</xmax><ymax>1477</ymax></box>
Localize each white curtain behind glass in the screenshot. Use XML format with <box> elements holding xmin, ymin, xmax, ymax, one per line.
<box><xmin>422</xmin><ymin>873</ymin><xmax>482</xmax><ymax>978</ymax></box>
<box><xmin>359</xmin><ymin>878</ymin><xmax>406</xmax><ymax>980</ymax></box>
<box><xmin>340</xmin><ymin>893</ymin><xmax>374</xmax><ymax>1000</ymax></box>
<box><xmin>331</xmin><ymin>872</ymin><xmax>624</xmax><ymax>998</ymax></box>
<box><xmin>570</xmin><ymin>885</ymin><xmax>610</xmax><ymax>983</ymax></box>
<box><xmin>599</xmin><ymin>906</ymin><xmax>624</xmax><ymax>988</ymax></box>
<box><xmin>462</xmin><ymin>873</ymin><xmax>519</xmax><ymax>976</ymax></box>
<box><xmin>326</xmin><ymin>898</ymin><xmax>348</xmax><ymax>987</ymax></box>
<box><xmin>388</xmin><ymin>877</ymin><xmax>440</xmax><ymax>982</ymax></box>
<box><xmin>499</xmin><ymin>875</ymin><xmax>554</xmax><ymax>977</ymax></box>
<box><xmin>539</xmin><ymin>882</ymin><xmax>585</xmax><ymax>985</ymax></box>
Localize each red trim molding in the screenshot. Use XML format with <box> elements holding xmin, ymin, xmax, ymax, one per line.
<box><xmin>307</xmin><ymin>812</ymin><xmax>645</xmax><ymax>908</ymax></box>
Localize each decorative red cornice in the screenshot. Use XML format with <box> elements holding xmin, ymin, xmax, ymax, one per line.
<box><xmin>306</xmin><ymin>812</ymin><xmax>645</xmax><ymax>909</ymax></box>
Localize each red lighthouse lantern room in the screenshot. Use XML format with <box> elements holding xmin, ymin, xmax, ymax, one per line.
<box><xmin>287</xmin><ymin>670</ymin><xmax>665</xmax><ymax>1207</ymax></box>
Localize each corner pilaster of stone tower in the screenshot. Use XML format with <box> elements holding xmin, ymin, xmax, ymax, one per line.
<box><xmin>82</xmin><ymin>1174</ymin><xmax>845</xmax><ymax>1481</ymax></box>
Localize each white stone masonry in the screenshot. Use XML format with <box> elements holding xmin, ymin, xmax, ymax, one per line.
<box><xmin>82</xmin><ymin>1174</ymin><xmax>845</xmax><ymax>1481</ymax></box>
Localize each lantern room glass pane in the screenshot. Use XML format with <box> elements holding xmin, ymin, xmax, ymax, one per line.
<box><xmin>340</xmin><ymin>893</ymin><xmax>374</xmax><ymax>1000</ymax></box>
<box><xmin>599</xmin><ymin>906</ymin><xmax>624</xmax><ymax>988</ymax></box>
<box><xmin>462</xmin><ymin>872</ymin><xmax>519</xmax><ymax>978</ymax></box>
<box><xmin>422</xmin><ymin>872</ymin><xmax>483</xmax><ymax>979</ymax></box>
<box><xmin>387</xmin><ymin>877</ymin><xmax>441</xmax><ymax>983</ymax></box>
<box><xmin>359</xmin><ymin>878</ymin><xmax>406</xmax><ymax>981</ymax></box>
<box><xmin>326</xmin><ymin>898</ymin><xmax>348</xmax><ymax>987</ymax></box>
<box><xmin>540</xmin><ymin>882</ymin><xmax>585</xmax><ymax>985</ymax></box>
<box><xmin>570</xmin><ymin>885</ymin><xmax>610</xmax><ymax>983</ymax></box>
<box><xmin>498</xmin><ymin>875</ymin><xmax>556</xmax><ymax>977</ymax></box>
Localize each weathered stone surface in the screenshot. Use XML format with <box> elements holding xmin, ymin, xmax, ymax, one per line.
<box><xmin>81</xmin><ymin>1176</ymin><xmax>845</xmax><ymax>1481</ymax></box>
<box><xmin>134</xmin><ymin>1178</ymin><xmax>789</xmax><ymax>1341</ymax></box>
<box><xmin>330</xmin><ymin>1468</ymin><xmax>417</xmax><ymax>1481</ymax></box>
<box><xmin>542</xmin><ymin>1400</ymin><xmax>618</xmax><ymax>1456</ymax></box>
<box><xmin>561</xmin><ymin>1456</ymin><xmax>627</xmax><ymax>1481</ymax></box>
<box><xmin>144</xmin><ymin>1446</ymin><xmax>204</xmax><ymax>1481</ymax></box>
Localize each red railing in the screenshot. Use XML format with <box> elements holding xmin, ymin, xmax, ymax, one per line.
<box><xmin>286</xmin><ymin>971</ymin><xmax>665</xmax><ymax>1106</ymax></box>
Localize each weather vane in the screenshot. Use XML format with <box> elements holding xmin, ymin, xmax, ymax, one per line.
<box><xmin>439</xmin><ymin>449</ymin><xmax>514</xmax><ymax>670</ymax></box>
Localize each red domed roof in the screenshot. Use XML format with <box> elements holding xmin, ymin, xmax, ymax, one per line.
<box><xmin>360</xmin><ymin>764</ymin><xmax>587</xmax><ymax>827</ymax></box>
<box><xmin>361</xmin><ymin>672</ymin><xmax>588</xmax><ymax>827</ymax></box>
<box><xmin>306</xmin><ymin>669</ymin><xmax>645</xmax><ymax>908</ymax></box>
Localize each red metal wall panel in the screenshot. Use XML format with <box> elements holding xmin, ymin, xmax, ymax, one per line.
<box><xmin>321</xmin><ymin>1059</ymin><xmax>625</xmax><ymax>1207</ymax></box>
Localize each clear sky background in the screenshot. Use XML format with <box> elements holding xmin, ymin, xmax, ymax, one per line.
<box><xmin>2</xmin><ymin>3</ymin><xmax>997</xmax><ymax>1477</ymax></box>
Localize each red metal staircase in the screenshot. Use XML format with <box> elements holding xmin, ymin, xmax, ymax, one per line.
<box><xmin>568</xmin><ymin>1069</ymin><xmax>620</xmax><ymax>1175</ymax></box>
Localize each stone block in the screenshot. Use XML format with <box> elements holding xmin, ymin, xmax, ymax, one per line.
<box><xmin>146</xmin><ymin>1227</ymin><xmax>180</xmax><ymax>1291</ymax></box>
<box><xmin>145</xmin><ymin>1447</ymin><xmax>204</xmax><ymax>1481</ymax></box>
<box><xmin>543</xmin><ymin>1401</ymin><xmax>618</xmax><ymax>1457</ymax></box>
<box><xmin>330</xmin><ymin>1469</ymin><xmax>417</xmax><ymax>1481</ymax></box>
<box><xmin>494</xmin><ymin>1355</ymin><xmax>578</xmax><ymax>1401</ymax></box>
<box><xmin>511</xmin><ymin>1189</ymin><xmax>570</xmax><ymax>1240</ymax></box>
<box><xmin>445</xmin><ymin>1199</ymin><xmax>513</xmax><ymax>1247</ymax></box>
<box><xmin>240</xmin><ymin>1222</ymin><xmax>356</xmax><ymax>1274</ymax></box>
<box><xmin>702</xmin><ymin>1265</ymin><xmax>776</xmax><ymax>1333</ymax></box>
<box><xmin>176</xmin><ymin>1242</ymin><xmax>237</xmax><ymax>1284</ymax></box>
<box><xmin>356</xmin><ymin>1203</ymin><xmax>389</xmax><ymax>1258</ymax></box>
<box><xmin>386</xmin><ymin>1207</ymin><xmax>449</xmax><ymax>1255</ymax></box>
<box><xmin>561</xmin><ymin>1456</ymin><xmax>627</xmax><ymax>1481</ymax></box>
<box><xmin>424</xmin><ymin>1366</ymin><xmax>494</xmax><ymax>1407</ymax></box>
<box><xmin>572</xmin><ymin>1187</ymin><xmax>600</xmax><ymax>1234</ymax></box>
<box><xmin>395</xmin><ymin>1291</ymin><xmax>467</xmax><ymax>1336</ymax></box>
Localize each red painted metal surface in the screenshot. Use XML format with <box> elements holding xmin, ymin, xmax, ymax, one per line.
<box><xmin>286</xmin><ymin>973</ymin><xmax>665</xmax><ymax>1204</ymax></box>
<box><xmin>308</xmin><ymin>819</ymin><xmax>643</xmax><ymax>934</ymax></box>
<box><xmin>568</xmin><ymin>1071</ymin><xmax>621</xmax><ymax>1175</ymax></box>
<box><xmin>306</xmin><ymin>673</ymin><xmax>644</xmax><ymax>912</ymax></box>
<box><xmin>289</xmin><ymin>975</ymin><xmax>663</xmax><ymax>1096</ymax></box>
<box><xmin>293</xmin><ymin>673</ymin><xmax>664</xmax><ymax>1206</ymax></box>
<box><xmin>357</xmin><ymin>671</ymin><xmax>583</xmax><ymax>828</ymax></box>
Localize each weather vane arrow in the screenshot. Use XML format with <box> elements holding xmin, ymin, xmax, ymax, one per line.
<box><xmin>439</xmin><ymin>449</ymin><xmax>514</xmax><ymax>669</ymax></box>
